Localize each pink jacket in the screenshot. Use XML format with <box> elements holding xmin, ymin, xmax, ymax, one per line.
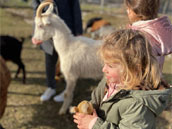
<box><xmin>128</xmin><ymin>16</ymin><xmax>172</xmax><ymax>71</ymax></box>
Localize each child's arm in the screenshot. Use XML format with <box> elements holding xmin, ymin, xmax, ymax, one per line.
<box><xmin>73</xmin><ymin>110</ymin><xmax>98</xmax><ymax>129</ymax></box>
<box><xmin>91</xmin><ymin>99</ymin><xmax>155</xmax><ymax>129</ymax></box>
<box><xmin>73</xmin><ymin>111</ymin><xmax>119</xmax><ymax>129</ymax></box>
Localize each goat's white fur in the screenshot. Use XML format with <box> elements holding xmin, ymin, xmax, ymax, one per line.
<box><xmin>33</xmin><ymin>3</ymin><xmax>103</xmax><ymax>115</ymax></box>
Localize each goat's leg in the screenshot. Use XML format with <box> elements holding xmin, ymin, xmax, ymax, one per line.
<box><xmin>15</xmin><ymin>67</ymin><xmax>20</xmax><ymax>79</ymax></box>
<box><xmin>14</xmin><ymin>60</ymin><xmax>26</xmax><ymax>84</ymax></box>
<box><xmin>21</xmin><ymin>64</ymin><xmax>26</xmax><ymax>84</ymax></box>
<box><xmin>58</xmin><ymin>78</ymin><xmax>77</xmax><ymax>115</ymax></box>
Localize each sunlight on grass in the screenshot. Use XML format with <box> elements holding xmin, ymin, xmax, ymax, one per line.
<box><xmin>0</xmin><ymin>8</ymin><xmax>32</xmax><ymax>37</ymax></box>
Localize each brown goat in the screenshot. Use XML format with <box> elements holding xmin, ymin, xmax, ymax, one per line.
<box><xmin>0</xmin><ymin>56</ymin><xmax>11</xmax><ymax>119</ymax></box>
<box><xmin>91</xmin><ymin>19</ymin><xmax>111</xmax><ymax>32</ymax></box>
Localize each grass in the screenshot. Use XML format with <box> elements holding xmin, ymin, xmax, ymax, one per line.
<box><xmin>0</xmin><ymin>8</ymin><xmax>33</xmax><ymax>37</ymax></box>
<box><xmin>0</xmin><ymin>2</ymin><xmax>172</xmax><ymax>129</ymax></box>
<box><xmin>0</xmin><ymin>0</ymin><xmax>32</xmax><ymax>8</ymax></box>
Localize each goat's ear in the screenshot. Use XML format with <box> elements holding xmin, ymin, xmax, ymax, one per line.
<box><xmin>35</xmin><ymin>17</ymin><xmax>43</xmax><ymax>26</ymax></box>
<box><xmin>45</xmin><ymin>3</ymin><xmax>54</xmax><ymax>15</ymax></box>
<box><xmin>42</xmin><ymin>17</ymin><xmax>51</xmax><ymax>26</ymax></box>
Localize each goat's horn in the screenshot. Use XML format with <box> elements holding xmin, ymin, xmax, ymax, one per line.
<box><xmin>42</xmin><ymin>0</ymin><xmax>53</xmax><ymax>3</ymax></box>
<box><xmin>36</xmin><ymin>1</ymin><xmax>52</xmax><ymax>18</ymax></box>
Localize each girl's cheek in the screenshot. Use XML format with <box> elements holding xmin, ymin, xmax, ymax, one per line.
<box><xmin>111</xmin><ymin>73</ymin><xmax>119</xmax><ymax>79</ymax></box>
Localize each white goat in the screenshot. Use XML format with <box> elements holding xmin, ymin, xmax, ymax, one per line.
<box><xmin>32</xmin><ymin>1</ymin><xmax>103</xmax><ymax>115</ymax></box>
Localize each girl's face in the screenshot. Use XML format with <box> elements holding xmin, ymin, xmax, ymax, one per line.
<box><xmin>127</xmin><ymin>7</ymin><xmax>139</xmax><ymax>23</ymax></box>
<box><xmin>102</xmin><ymin>62</ymin><xmax>123</xmax><ymax>84</ymax></box>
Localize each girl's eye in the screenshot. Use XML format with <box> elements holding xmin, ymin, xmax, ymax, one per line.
<box><xmin>106</xmin><ymin>64</ymin><xmax>113</xmax><ymax>68</ymax></box>
<box><xmin>107</xmin><ymin>63</ymin><xmax>120</xmax><ymax>68</ymax></box>
<box><xmin>108</xmin><ymin>64</ymin><xmax>113</xmax><ymax>68</ymax></box>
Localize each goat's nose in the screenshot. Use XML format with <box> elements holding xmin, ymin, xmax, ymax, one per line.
<box><xmin>32</xmin><ymin>38</ymin><xmax>43</xmax><ymax>45</ymax></box>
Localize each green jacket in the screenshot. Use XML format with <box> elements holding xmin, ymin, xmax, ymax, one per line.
<box><xmin>90</xmin><ymin>78</ymin><xmax>171</xmax><ymax>129</ymax></box>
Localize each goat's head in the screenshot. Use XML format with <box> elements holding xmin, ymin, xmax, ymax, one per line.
<box><xmin>32</xmin><ymin>0</ymin><xmax>56</xmax><ymax>45</ymax></box>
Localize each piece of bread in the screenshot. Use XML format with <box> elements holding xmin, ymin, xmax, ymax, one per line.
<box><xmin>70</xmin><ymin>100</ymin><xmax>94</xmax><ymax>115</ymax></box>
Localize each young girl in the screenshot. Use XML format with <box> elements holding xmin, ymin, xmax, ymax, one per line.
<box><xmin>73</xmin><ymin>29</ymin><xmax>170</xmax><ymax>129</ymax></box>
<box><xmin>125</xmin><ymin>0</ymin><xmax>172</xmax><ymax>72</ymax></box>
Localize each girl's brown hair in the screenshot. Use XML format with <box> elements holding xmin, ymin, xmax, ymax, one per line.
<box><xmin>124</xmin><ymin>0</ymin><xmax>160</xmax><ymax>20</ymax></box>
<box><xmin>99</xmin><ymin>29</ymin><xmax>160</xmax><ymax>90</ymax></box>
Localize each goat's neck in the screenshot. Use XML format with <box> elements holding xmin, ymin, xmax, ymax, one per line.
<box><xmin>51</xmin><ymin>16</ymin><xmax>75</xmax><ymax>57</ymax></box>
<box><xmin>52</xmin><ymin>29</ymin><xmax>74</xmax><ymax>57</ymax></box>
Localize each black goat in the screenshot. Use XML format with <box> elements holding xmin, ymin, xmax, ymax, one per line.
<box><xmin>0</xmin><ymin>35</ymin><xmax>26</xmax><ymax>84</ymax></box>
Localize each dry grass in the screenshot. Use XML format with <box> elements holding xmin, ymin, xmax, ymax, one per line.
<box><xmin>0</xmin><ymin>3</ymin><xmax>172</xmax><ymax>129</ymax></box>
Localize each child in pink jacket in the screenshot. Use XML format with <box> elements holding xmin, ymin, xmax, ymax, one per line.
<box><xmin>125</xmin><ymin>0</ymin><xmax>172</xmax><ymax>72</ymax></box>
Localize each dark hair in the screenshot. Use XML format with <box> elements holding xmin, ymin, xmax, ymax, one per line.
<box><xmin>124</xmin><ymin>0</ymin><xmax>160</xmax><ymax>20</ymax></box>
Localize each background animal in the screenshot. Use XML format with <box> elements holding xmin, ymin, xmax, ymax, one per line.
<box><xmin>84</xmin><ymin>17</ymin><xmax>103</xmax><ymax>33</ymax></box>
<box><xmin>0</xmin><ymin>35</ymin><xmax>26</xmax><ymax>84</ymax></box>
<box><xmin>32</xmin><ymin>1</ymin><xmax>103</xmax><ymax>115</ymax></box>
<box><xmin>0</xmin><ymin>56</ymin><xmax>11</xmax><ymax>119</ymax></box>
<box><xmin>85</xmin><ymin>17</ymin><xmax>115</xmax><ymax>39</ymax></box>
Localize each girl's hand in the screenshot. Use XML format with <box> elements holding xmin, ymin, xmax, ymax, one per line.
<box><xmin>73</xmin><ymin>109</ymin><xmax>97</xmax><ymax>129</ymax></box>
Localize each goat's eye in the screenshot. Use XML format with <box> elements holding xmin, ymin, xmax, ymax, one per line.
<box><xmin>38</xmin><ymin>25</ymin><xmax>43</xmax><ymax>28</ymax></box>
